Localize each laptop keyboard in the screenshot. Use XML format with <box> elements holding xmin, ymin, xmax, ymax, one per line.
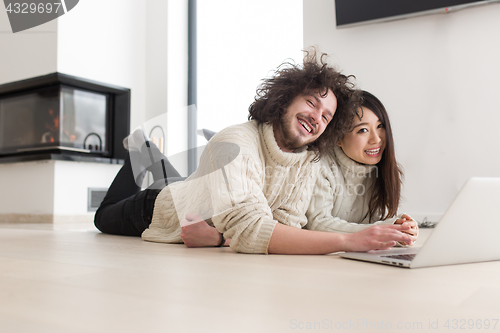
<box><xmin>382</xmin><ymin>253</ymin><xmax>416</xmax><ymax>261</ymax></box>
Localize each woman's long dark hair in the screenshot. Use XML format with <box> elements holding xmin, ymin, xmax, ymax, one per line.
<box><xmin>360</xmin><ymin>91</ymin><xmax>403</xmax><ymax>221</ymax></box>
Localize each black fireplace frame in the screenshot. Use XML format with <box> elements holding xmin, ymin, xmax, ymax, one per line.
<box><xmin>0</xmin><ymin>72</ymin><xmax>130</xmax><ymax>164</ymax></box>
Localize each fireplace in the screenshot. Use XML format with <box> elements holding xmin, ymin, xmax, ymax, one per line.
<box><xmin>0</xmin><ymin>73</ymin><xmax>130</xmax><ymax>164</ymax></box>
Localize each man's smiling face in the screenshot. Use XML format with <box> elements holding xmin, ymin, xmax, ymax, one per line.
<box><xmin>274</xmin><ymin>89</ymin><xmax>337</xmax><ymax>152</ymax></box>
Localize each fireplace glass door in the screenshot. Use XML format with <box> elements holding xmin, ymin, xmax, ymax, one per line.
<box><xmin>0</xmin><ymin>85</ymin><xmax>108</xmax><ymax>156</ymax></box>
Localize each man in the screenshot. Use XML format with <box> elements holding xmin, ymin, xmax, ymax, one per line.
<box><xmin>96</xmin><ymin>50</ymin><xmax>413</xmax><ymax>254</ymax></box>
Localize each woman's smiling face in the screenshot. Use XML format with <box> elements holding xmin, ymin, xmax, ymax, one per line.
<box><xmin>338</xmin><ymin>107</ymin><xmax>386</xmax><ymax>165</ymax></box>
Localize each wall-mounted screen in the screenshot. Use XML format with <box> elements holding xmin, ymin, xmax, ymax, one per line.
<box><xmin>335</xmin><ymin>0</ymin><xmax>500</xmax><ymax>28</ymax></box>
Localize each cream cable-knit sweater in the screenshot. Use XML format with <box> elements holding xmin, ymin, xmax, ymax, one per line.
<box><xmin>306</xmin><ymin>146</ymin><xmax>400</xmax><ymax>233</ymax></box>
<box><xmin>142</xmin><ymin>120</ymin><xmax>319</xmax><ymax>254</ymax></box>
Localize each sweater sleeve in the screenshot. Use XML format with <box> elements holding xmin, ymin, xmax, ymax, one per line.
<box><xmin>197</xmin><ymin>134</ymin><xmax>278</xmax><ymax>254</ymax></box>
<box><xmin>305</xmin><ymin>165</ymin><xmax>398</xmax><ymax>233</ymax></box>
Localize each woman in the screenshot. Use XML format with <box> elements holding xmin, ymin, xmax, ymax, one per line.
<box><xmin>305</xmin><ymin>90</ymin><xmax>417</xmax><ymax>237</ymax></box>
<box><xmin>180</xmin><ymin>90</ymin><xmax>418</xmax><ymax>248</ymax></box>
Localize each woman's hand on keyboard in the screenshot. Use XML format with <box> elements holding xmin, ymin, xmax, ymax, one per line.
<box><xmin>394</xmin><ymin>214</ymin><xmax>418</xmax><ymax>245</ymax></box>
<box><xmin>345</xmin><ymin>224</ymin><xmax>414</xmax><ymax>252</ymax></box>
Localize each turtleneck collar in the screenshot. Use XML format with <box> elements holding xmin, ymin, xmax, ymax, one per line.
<box><xmin>333</xmin><ymin>145</ymin><xmax>377</xmax><ymax>178</ymax></box>
<box><xmin>259</xmin><ymin>122</ymin><xmax>313</xmax><ymax>166</ymax></box>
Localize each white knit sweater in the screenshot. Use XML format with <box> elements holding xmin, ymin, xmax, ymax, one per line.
<box><xmin>306</xmin><ymin>146</ymin><xmax>399</xmax><ymax>233</ymax></box>
<box><xmin>142</xmin><ymin>120</ymin><xmax>319</xmax><ymax>254</ymax></box>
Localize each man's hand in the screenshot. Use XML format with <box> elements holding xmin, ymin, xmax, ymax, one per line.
<box><xmin>394</xmin><ymin>214</ymin><xmax>418</xmax><ymax>245</ymax></box>
<box><xmin>180</xmin><ymin>213</ymin><xmax>222</xmax><ymax>247</ymax></box>
<box><xmin>344</xmin><ymin>224</ymin><xmax>414</xmax><ymax>252</ymax></box>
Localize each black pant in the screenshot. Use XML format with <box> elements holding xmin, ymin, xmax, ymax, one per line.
<box><xmin>94</xmin><ymin>146</ymin><xmax>183</xmax><ymax>236</ymax></box>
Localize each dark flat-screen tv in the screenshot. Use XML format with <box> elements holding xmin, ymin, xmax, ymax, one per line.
<box><xmin>335</xmin><ymin>0</ymin><xmax>500</xmax><ymax>28</ymax></box>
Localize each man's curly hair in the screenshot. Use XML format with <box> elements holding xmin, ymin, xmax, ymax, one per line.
<box><xmin>248</xmin><ymin>49</ymin><xmax>361</xmax><ymax>159</ymax></box>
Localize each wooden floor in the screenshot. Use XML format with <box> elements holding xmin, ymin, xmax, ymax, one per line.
<box><xmin>0</xmin><ymin>223</ymin><xmax>499</xmax><ymax>333</ymax></box>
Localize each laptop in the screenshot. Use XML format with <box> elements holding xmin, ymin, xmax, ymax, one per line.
<box><xmin>339</xmin><ymin>177</ymin><xmax>500</xmax><ymax>268</ymax></box>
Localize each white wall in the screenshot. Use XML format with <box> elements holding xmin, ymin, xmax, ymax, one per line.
<box><xmin>145</xmin><ymin>0</ymin><xmax>169</xmax><ymax>124</ymax></box>
<box><xmin>53</xmin><ymin>161</ymin><xmax>121</xmax><ymax>217</ymax></box>
<box><xmin>304</xmin><ymin>1</ymin><xmax>500</xmax><ymax>220</ymax></box>
<box><xmin>0</xmin><ymin>6</ymin><xmax>57</xmax><ymax>84</ymax></box>
<box><xmin>0</xmin><ymin>161</ymin><xmax>55</xmax><ymax>215</ymax></box>
<box><xmin>0</xmin><ymin>160</ymin><xmax>121</xmax><ymax>222</ymax></box>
